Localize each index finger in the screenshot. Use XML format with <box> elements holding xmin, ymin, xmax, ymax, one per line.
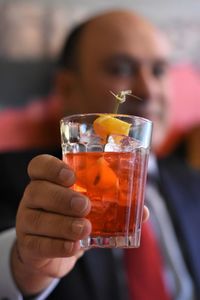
<box><xmin>28</xmin><ymin>154</ymin><xmax>75</xmax><ymax>187</ymax></box>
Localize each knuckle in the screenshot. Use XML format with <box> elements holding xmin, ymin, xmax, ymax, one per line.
<box><xmin>28</xmin><ymin>210</ymin><xmax>44</xmax><ymax>232</ymax></box>
<box><xmin>23</xmin><ymin>234</ymin><xmax>39</xmax><ymax>252</ymax></box>
<box><xmin>51</xmin><ymin>186</ymin><xmax>63</xmax><ymax>204</ymax></box>
<box><xmin>23</xmin><ymin>235</ymin><xmax>49</xmax><ymax>257</ymax></box>
<box><xmin>23</xmin><ymin>181</ymin><xmax>44</xmax><ymax>205</ymax></box>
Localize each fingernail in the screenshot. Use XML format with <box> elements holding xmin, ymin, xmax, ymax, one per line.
<box><xmin>72</xmin><ymin>220</ymin><xmax>85</xmax><ymax>235</ymax></box>
<box><xmin>71</xmin><ymin>196</ymin><xmax>88</xmax><ymax>213</ymax></box>
<box><xmin>59</xmin><ymin>168</ymin><xmax>75</xmax><ymax>185</ymax></box>
<box><xmin>64</xmin><ymin>241</ymin><xmax>74</xmax><ymax>253</ymax></box>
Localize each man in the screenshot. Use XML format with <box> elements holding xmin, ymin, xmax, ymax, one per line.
<box><xmin>0</xmin><ymin>9</ymin><xmax>200</xmax><ymax>300</ymax></box>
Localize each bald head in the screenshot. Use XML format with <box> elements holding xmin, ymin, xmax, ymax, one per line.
<box><xmin>77</xmin><ymin>10</ymin><xmax>170</xmax><ymax>70</ymax></box>
<box><xmin>84</xmin><ymin>9</ymin><xmax>164</xmax><ymax>41</ymax></box>
<box><xmin>59</xmin><ymin>10</ymin><xmax>170</xmax><ymax>72</ymax></box>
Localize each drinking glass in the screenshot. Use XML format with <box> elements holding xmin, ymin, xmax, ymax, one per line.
<box><xmin>60</xmin><ymin>113</ymin><xmax>152</xmax><ymax>248</ymax></box>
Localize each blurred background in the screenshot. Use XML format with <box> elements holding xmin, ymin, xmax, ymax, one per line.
<box><xmin>0</xmin><ymin>0</ymin><xmax>200</xmax><ymax>166</ymax></box>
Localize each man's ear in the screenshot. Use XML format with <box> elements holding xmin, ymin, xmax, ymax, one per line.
<box><xmin>53</xmin><ymin>70</ymin><xmax>76</xmax><ymax>97</ymax></box>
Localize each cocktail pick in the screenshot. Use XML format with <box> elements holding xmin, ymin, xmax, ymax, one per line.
<box><xmin>110</xmin><ymin>90</ymin><xmax>142</xmax><ymax>114</ymax></box>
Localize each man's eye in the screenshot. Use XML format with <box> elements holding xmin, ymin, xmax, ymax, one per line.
<box><xmin>152</xmin><ymin>64</ymin><xmax>167</xmax><ymax>78</ymax></box>
<box><xmin>107</xmin><ymin>63</ymin><xmax>135</xmax><ymax>77</ymax></box>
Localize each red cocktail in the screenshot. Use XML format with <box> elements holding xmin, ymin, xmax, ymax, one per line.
<box><xmin>64</xmin><ymin>150</ymin><xmax>148</xmax><ymax>237</ymax></box>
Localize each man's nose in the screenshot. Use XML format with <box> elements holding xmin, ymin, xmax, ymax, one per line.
<box><xmin>131</xmin><ymin>68</ymin><xmax>156</xmax><ymax>101</ymax></box>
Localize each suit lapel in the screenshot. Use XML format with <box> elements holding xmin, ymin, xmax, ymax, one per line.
<box><xmin>158</xmin><ymin>156</ymin><xmax>200</xmax><ymax>294</ymax></box>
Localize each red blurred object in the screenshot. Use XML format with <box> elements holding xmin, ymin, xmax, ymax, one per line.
<box><xmin>0</xmin><ymin>95</ymin><xmax>63</xmax><ymax>151</ymax></box>
<box><xmin>157</xmin><ymin>64</ymin><xmax>200</xmax><ymax>156</ymax></box>
<box><xmin>124</xmin><ymin>222</ymin><xmax>171</xmax><ymax>300</ymax></box>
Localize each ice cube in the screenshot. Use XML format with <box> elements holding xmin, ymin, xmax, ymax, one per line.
<box><xmin>104</xmin><ymin>135</ymin><xmax>141</xmax><ymax>152</ymax></box>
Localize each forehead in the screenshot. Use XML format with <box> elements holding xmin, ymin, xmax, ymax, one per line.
<box><xmin>78</xmin><ymin>15</ymin><xmax>170</xmax><ymax>66</ymax></box>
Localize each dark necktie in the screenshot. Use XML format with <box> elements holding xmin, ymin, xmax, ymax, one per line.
<box><xmin>124</xmin><ymin>222</ymin><xmax>171</xmax><ymax>300</ymax></box>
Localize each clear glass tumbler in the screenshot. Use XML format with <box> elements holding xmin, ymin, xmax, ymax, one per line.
<box><xmin>60</xmin><ymin>113</ymin><xmax>152</xmax><ymax>249</ymax></box>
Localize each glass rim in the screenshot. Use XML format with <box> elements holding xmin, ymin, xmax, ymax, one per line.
<box><xmin>60</xmin><ymin>113</ymin><xmax>152</xmax><ymax>125</ymax></box>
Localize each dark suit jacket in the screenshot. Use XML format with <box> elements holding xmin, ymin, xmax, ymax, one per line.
<box><xmin>0</xmin><ymin>149</ymin><xmax>200</xmax><ymax>299</ymax></box>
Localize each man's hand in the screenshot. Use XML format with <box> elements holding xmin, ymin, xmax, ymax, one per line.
<box><xmin>12</xmin><ymin>154</ymin><xmax>91</xmax><ymax>296</ymax></box>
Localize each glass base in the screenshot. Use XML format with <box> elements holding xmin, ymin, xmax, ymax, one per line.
<box><xmin>80</xmin><ymin>231</ymin><xmax>141</xmax><ymax>249</ymax></box>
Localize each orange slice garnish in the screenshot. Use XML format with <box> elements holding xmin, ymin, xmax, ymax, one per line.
<box><xmin>76</xmin><ymin>157</ymin><xmax>118</xmax><ymax>191</ymax></box>
<box><xmin>93</xmin><ymin>115</ymin><xmax>131</xmax><ymax>140</ymax></box>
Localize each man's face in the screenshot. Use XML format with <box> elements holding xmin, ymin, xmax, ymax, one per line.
<box><xmin>60</xmin><ymin>12</ymin><xmax>171</xmax><ymax>151</ymax></box>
